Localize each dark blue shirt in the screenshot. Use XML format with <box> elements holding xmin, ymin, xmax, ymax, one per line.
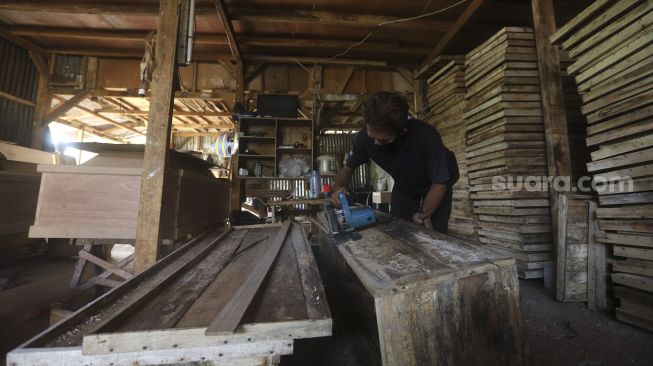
<box><xmin>346</xmin><ymin>119</ymin><xmax>458</xmax><ymax>196</ymax></box>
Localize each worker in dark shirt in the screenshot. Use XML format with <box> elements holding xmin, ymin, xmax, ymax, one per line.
<box><xmin>331</xmin><ymin>92</ymin><xmax>459</xmax><ymax>233</ymax></box>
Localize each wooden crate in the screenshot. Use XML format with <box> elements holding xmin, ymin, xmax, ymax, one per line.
<box><xmin>9</xmin><ymin>223</ymin><xmax>331</xmax><ymax>365</ymax></box>
<box><xmin>554</xmin><ymin>0</ymin><xmax>653</xmax><ymax>331</ymax></box>
<box><xmin>318</xmin><ymin>218</ymin><xmax>526</xmax><ymax>366</ymax></box>
<box><xmin>29</xmin><ymin>147</ymin><xmax>230</xmax><ymax>242</ymax></box>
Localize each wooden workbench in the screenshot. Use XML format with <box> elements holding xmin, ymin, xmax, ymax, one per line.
<box><xmin>318</xmin><ymin>217</ymin><xmax>527</xmax><ymax>366</ymax></box>
<box><xmin>9</xmin><ymin>223</ymin><xmax>331</xmax><ymax>366</ymax></box>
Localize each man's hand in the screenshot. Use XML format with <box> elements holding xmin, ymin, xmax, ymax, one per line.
<box><xmin>330</xmin><ymin>187</ymin><xmax>349</xmax><ymax>208</ymax></box>
<box><xmin>412</xmin><ymin>212</ymin><xmax>433</xmax><ymax>229</ymax></box>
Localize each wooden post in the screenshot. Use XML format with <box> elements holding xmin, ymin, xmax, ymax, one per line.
<box><xmin>29</xmin><ymin>53</ymin><xmax>50</xmax><ymax>150</ymax></box>
<box><xmin>531</xmin><ymin>0</ymin><xmax>573</xmax><ymax>262</ymax></box>
<box><xmin>134</xmin><ymin>0</ymin><xmax>181</xmax><ymax>272</ymax></box>
<box><xmin>414</xmin><ymin>78</ymin><xmax>426</xmax><ymax>119</ymax></box>
<box><xmin>229</xmin><ymin>61</ymin><xmax>244</xmax><ymax>215</ymax></box>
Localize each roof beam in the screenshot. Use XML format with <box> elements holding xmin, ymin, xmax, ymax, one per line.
<box><xmin>417</xmin><ymin>0</ymin><xmax>486</xmax><ymax>78</ymax></box>
<box><xmin>53</xmin><ymin>96</ymin><xmax>145</xmax><ymax>136</ymax></box>
<box><xmin>93</xmin><ymin>109</ymin><xmax>231</xmax><ymax>117</ymax></box>
<box><xmin>0</xmin><ymin>1</ymin><xmax>215</xmax><ymax>15</ymax></box>
<box><xmin>43</xmin><ymin>89</ymin><xmax>91</xmax><ymax>124</ymax></box>
<box><xmin>246</xmin><ymin>55</ymin><xmax>387</xmax><ymax>67</ymax></box>
<box><xmin>215</xmin><ymin>0</ymin><xmax>241</xmax><ymax>61</ymax></box>
<box><xmin>0</xmin><ymin>24</ymin><xmax>48</xmax><ymax>59</ymax></box>
<box><xmin>230</xmin><ymin>9</ymin><xmax>453</xmax><ymax>31</ymax></box>
<box><xmin>50</xmin><ymin>87</ymin><xmax>235</xmax><ymax>100</ymax></box>
<box><xmin>0</xmin><ymin>3</ymin><xmax>453</xmax><ymax>31</ymax></box>
<box><xmin>54</xmin><ymin>118</ymin><xmax>125</xmax><ymax>143</ymax></box>
<box><xmin>0</xmin><ymin>90</ymin><xmax>36</xmax><ymax>107</ymax></box>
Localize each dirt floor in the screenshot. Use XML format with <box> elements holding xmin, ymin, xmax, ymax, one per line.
<box><xmin>1</xmin><ymin>257</ymin><xmax>652</xmax><ymax>366</ymax></box>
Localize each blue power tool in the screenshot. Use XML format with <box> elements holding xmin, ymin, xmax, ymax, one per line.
<box><xmin>323</xmin><ymin>191</ymin><xmax>376</xmax><ymax>244</ymax></box>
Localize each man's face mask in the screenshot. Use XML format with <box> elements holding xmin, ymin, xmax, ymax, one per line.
<box><xmin>367</xmin><ymin>126</ymin><xmax>399</xmax><ymax>149</ymax></box>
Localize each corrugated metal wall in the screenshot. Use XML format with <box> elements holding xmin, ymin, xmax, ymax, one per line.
<box><xmin>318</xmin><ymin>133</ymin><xmax>369</xmax><ymax>190</ymax></box>
<box><xmin>0</xmin><ymin>38</ymin><xmax>38</xmax><ymax>147</ymax></box>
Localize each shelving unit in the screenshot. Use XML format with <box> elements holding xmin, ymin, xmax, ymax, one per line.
<box><xmin>235</xmin><ymin>117</ymin><xmax>313</xmax><ymax>178</ymax></box>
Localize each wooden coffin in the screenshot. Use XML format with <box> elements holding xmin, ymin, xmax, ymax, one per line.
<box><xmin>29</xmin><ymin>144</ymin><xmax>229</xmax><ymax>241</ymax></box>
<box><xmin>318</xmin><ymin>217</ymin><xmax>527</xmax><ymax>366</ymax></box>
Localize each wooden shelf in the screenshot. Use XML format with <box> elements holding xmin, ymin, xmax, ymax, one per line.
<box><xmin>277</xmin><ymin>148</ymin><xmax>312</xmax><ymax>153</ymax></box>
<box><xmin>239</xmin><ymin>136</ymin><xmax>275</xmax><ymax>141</ymax></box>
<box><xmin>238</xmin><ymin>154</ymin><xmax>275</xmax><ymax>158</ymax></box>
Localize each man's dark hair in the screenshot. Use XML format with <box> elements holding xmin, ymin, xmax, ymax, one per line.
<box><xmin>362</xmin><ymin>92</ymin><xmax>409</xmax><ymax>134</ymax></box>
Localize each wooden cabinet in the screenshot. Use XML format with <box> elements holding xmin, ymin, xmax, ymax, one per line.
<box><xmin>237</xmin><ymin>117</ymin><xmax>313</xmax><ymax>178</ymax></box>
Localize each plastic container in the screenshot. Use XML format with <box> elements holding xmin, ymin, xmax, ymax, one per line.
<box><xmin>309</xmin><ymin>170</ymin><xmax>321</xmax><ymax>199</ymax></box>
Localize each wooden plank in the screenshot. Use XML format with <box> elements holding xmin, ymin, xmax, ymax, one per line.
<box><xmin>555</xmin><ymin>194</ymin><xmax>568</xmax><ymax>302</ymax></box>
<box><xmin>206</xmin><ymin>221</ymin><xmax>291</xmax><ymax>335</ymax></box>
<box><xmin>78</xmin><ymin>249</ymin><xmax>133</xmax><ymax>280</ymax></box>
<box><xmin>550</xmin><ymin>0</ymin><xmax>613</xmax><ymax>43</ymax></box>
<box><xmin>290</xmin><ymin>224</ymin><xmax>331</xmax><ymax>320</ymax></box>
<box><xmin>84</xmin><ymin>229</ymin><xmax>231</xmax><ymax>336</ymax></box>
<box><xmin>134</xmin><ymin>0</ymin><xmax>182</xmax><ymax>273</ymax></box>
<box><xmin>611</xmin><ymin>272</ymin><xmax>653</xmax><ymax>292</ymax></box>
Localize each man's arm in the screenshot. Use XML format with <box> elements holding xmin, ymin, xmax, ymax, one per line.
<box><xmin>412</xmin><ymin>183</ymin><xmax>446</xmax><ymax>229</ymax></box>
<box><xmin>330</xmin><ymin>165</ymin><xmax>353</xmax><ymax>207</ymax></box>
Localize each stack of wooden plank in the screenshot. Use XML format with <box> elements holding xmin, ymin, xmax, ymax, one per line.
<box><xmin>462</xmin><ymin>27</ymin><xmax>552</xmax><ymax>279</ymax></box>
<box><xmin>423</xmin><ymin>56</ymin><xmax>477</xmax><ymax>238</ymax></box>
<box><xmin>9</xmin><ymin>222</ymin><xmax>332</xmax><ymax>365</ymax></box>
<box><xmin>552</xmin><ymin>0</ymin><xmax>653</xmax><ymax>331</ymax></box>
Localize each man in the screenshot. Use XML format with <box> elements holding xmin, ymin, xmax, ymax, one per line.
<box><xmin>331</xmin><ymin>92</ymin><xmax>459</xmax><ymax>233</ymax></box>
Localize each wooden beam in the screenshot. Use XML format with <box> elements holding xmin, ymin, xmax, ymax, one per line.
<box><xmin>52</xmin><ymin>96</ymin><xmax>145</xmax><ymax>136</ymax></box>
<box><xmin>215</xmin><ymin>0</ymin><xmax>241</xmax><ymax>61</ymax></box>
<box><xmin>50</xmin><ymin>87</ymin><xmax>235</xmax><ymax>100</ymax></box>
<box><xmin>0</xmin><ymin>24</ymin><xmax>48</xmax><ymax>59</ymax></box>
<box><xmin>29</xmin><ymin>52</ymin><xmax>50</xmax><ymax>149</ymax></box>
<box><xmin>43</xmin><ymin>89</ymin><xmax>91</xmax><ymax>124</ymax></box>
<box><xmin>134</xmin><ymin>0</ymin><xmax>182</xmax><ymax>273</ymax></box>
<box><xmin>246</xmin><ymin>55</ymin><xmax>387</xmax><ymax>67</ymax></box>
<box><xmin>12</xmin><ymin>27</ymin><xmax>431</xmax><ymax>55</ymax></box>
<box><xmin>47</xmin><ymin>47</ymin><xmax>232</xmax><ymax>61</ymax></box>
<box><xmin>0</xmin><ymin>1</ymin><xmax>215</xmax><ymax>15</ymax></box>
<box><xmin>417</xmin><ymin>0</ymin><xmax>485</xmax><ymax>78</ymax></box>
<box><xmin>414</xmin><ymin>79</ymin><xmax>426</xmax><ymax>119</ymax></box>
<box><xmin>206</xmin><ymin>221</ymin><xmax>291</xmax><ymax>335</ymax></box>
<box><xmin>336</xmin><ymin>67</ymin><xmax>355</xmax><ymax>95</ymax></box>
<box><xmin>531</xmin><ymin>0</ymin><xmax>573</xmax><ymax>262</ymax></box>
<box><xmin>93</xmin><ymin>109</ymin><xmax>230</xmax><ymax>117</ymax></box>
<box><xmin>0</xmin><ymin>90</ymin><xmax>36</xmax><ymax>107</ymax></box>
<box><xmin>54</xmin><ymin>118</ymin><xmax>124</xmax><ymax>142</ymax></box>
<box><xmin>230</xmin><ymin>8</ymin><xmax>453</xmax><ymax>31</ymax></box>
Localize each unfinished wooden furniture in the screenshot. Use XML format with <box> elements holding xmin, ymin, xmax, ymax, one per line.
<box><xmin>555</xmin><ymin>194</ymin><xmax>607</xmax><ymax>310</ymax></box>
<box><xmin>553</xmin><ymin>0</ymin><xmax>653</xmax><ymax>332</ymax></box>
<box><xmin>30</xmin><ymin>144</ymin><xmax>230</xmax><ymax>241</ymax></box>
<box><xmin>8</xmin><ymin>222</ymin><xmax>331</xmax><ymax>365</ymax></box>
<box><xmin>318</xmin><ymin>217</ymin><xmax>526</xmax><ymax>366</ymax></box>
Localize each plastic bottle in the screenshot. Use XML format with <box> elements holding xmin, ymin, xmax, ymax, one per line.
<box><xmin>309</xmin><ymin>170</ymin><xmax>321</xmax><ymax>199</ymax></box>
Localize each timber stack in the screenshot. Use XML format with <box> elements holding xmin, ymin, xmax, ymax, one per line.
<box><xmin>553</xmin><ymin>0</ymin><xmax>653</xmax><ymax>332</ymax></box>
<box><xmin>463</xmin><ymin>27</ymin><xmax>552</xmax><ymax>279</ymax></box>
<box><xmin>423</xmin><ymin>56</ymin><xmax>477</xmax><ymax>238</ymax></box>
